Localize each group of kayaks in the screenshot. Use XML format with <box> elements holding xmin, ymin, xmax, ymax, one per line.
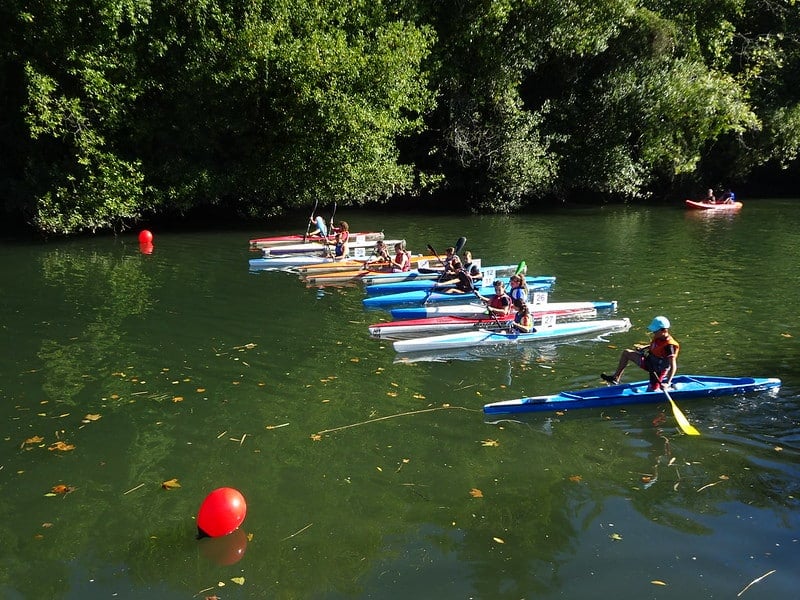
<box><xmin>249</xmin><ymin>226</ymin><xmax>780</xmax><ymax>420</ymax></box>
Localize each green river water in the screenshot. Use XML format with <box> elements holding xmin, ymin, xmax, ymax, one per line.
<box><xmin>1</xmin><ymin>199</ymin><xmax>798</xmax><ymax>599</ymax></box>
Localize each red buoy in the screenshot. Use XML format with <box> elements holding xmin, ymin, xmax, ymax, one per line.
<box><xmin>138</xmin><ymin>230</ymin><xmax>153</xmax><ymax>244</ymax></box>
<box><xmin>196</xmin><ymin>487</ymin><xmax>247</xmax><ymax>538</ymax></box>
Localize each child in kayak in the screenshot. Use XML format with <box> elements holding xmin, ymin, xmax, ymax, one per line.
<box><xmin>601</xmin><ymin>316</ymin><xmax>679</xmax><ymax>391</ymax></box>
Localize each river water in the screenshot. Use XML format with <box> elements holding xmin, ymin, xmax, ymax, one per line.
<box><xmin>1</xmin><ymin>199</ymin><xmax>798</xmax><ymax>599</ymax></box>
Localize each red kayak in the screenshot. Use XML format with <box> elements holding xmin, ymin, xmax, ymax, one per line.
<box><xmin>685</xmin><ymin>199</ymin><xmax>742</xmax><ymax>212</ymax></box>
<box><xmin>368</xmin><ymin>307</ymin><xmax>598</xmax><ymax>340</ymax></box>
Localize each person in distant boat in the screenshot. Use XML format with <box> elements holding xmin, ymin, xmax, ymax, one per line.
<box><xmin>601</xmin><ymin>315</ymin><xmax>679</xmax><ymax>391</ymax></box>
<box><xmin>390</xmin><ymin>242</ymin><xmax>411</xmax><ymax>272</ymax></box>
<box><xmin>509</xmin><ymin>298</ymin><xmax>534</xmax><ymax>333</ymax></box>
<box><xmin>705</xmin><ymin>188</ymin><xmax>716</xmax><ymax>203</ymax></box>
<box><xmin>308</xmin><ymin>215</ymin><xmax>329</xmax><ymax>237</ymax></box>
<box><xmin>442</xmin><ymin>246</ymin><xmax>460</xmax><ymax>275</ymax></box>
<box><xmin>462</xmin><ymin>251</ymin><xmax>482</xmax><ymax>281</ymax></box>
<box><xmin>436</xmin><ymin>258</ymin><xmax>475</xmax><ymax>294</ymax></box>
<box><xmin>720</xmin><ymin>190</ymin><xmax>736</xmax><ymax>204</ymax></box>
<box><xmin>367</xmin><ymin>239</ymin><xmax>391</xmax><ymax>265</ymax></box>
<box><xmin>507</xmin><ymin>274</ymin><xmax>528</xmax><ymax>303</ymax></box>
<box><xmin>330</xmin><ymin>232</ymin><xmax>348</xmax><ymax>260</ymax></box>
<box><xmin>333</xmin><ymin>220</ymin><xmax>350</xmax><ymax>242</ymax></box>
<box><xmin>477</xmin><ymin>280</ymin><xmax>513</xmax><ymax>316</ymax></box>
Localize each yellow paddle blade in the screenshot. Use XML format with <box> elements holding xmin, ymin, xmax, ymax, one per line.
<box><xmin>664</xmin><ymin>389</ymin><xmax>700</xmax><ymax>436</ymax></box>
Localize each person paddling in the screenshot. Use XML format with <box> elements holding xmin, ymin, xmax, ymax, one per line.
<box><xmin>478</xmin><ymin>280</ymin><xmax>513</xmax><ymax>316</ymax></box>
<box><xmin>436</xmin><ymin>258</ymin><xmax>475</xmax><ymax>294</ymax></box>
<box><xmin>601</xmin><ymin>315</ymin><xmax>679</xmax><ymax>391</ymax></box>
<box><xmin>389</xmin><ymin>242</ymin><xmax>411</xmax><ymax>272</ymax></box>
<box><xmin>509</xmin><ymin>298</ymin><xmax>534</xmax><ymax>333</ymax></box>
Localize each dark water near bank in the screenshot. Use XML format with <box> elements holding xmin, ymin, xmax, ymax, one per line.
<box><xmin>1</xmin><ymin>199</ymin><xmax>798</xmax><ymax>599</ymax></box>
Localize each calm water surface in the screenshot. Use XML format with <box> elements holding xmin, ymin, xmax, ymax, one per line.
<box><xmin>1</xmin><ymin>200</ymin><xmax>799</xmax><ymax>599</ymax></box>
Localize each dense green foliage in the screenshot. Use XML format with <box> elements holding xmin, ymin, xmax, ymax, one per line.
<box><xmin>1</xmin><ymin>0</ymin><xmax>799</xmax><ymax>234</ymax></box>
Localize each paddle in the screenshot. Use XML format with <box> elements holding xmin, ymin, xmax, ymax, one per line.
<box><xmin>303</xmin><ymin>199</ymin><xmax>319</xmax><ymax>243</ymax></box>
<box><xmin>329</xmin><ymin>202</ymin><xmax>338</xmax><ymax>235</ymax></box>
<box><xmin>474</xmin><ymin>290</ymin><xmax>507</xmax><ymax>332</ymax></box>
<box><xmin>663</xmin><ymin>385</ymin><xmax>700</xmax><ymax>436</ymax></box>
<box><xmin>514</xmin><ymin>260</ymin><xmax>527</xmax><ymax>276</ymax></box>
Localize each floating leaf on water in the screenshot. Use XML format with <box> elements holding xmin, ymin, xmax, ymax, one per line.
<box><xmin>651</xmin><ymin>580</ymin><xmax>667</xmax><ymax>586</ymax></box>
<box><xmin>51</xmin><ymin>484</ymin><xmax>76</xmax><ymax>494</ymax></box>
<box><xmin>609</xmin><ymin>533</ymin><xmax>623</xmax><ymax>540</ymax></box>
<box><xmin>569</xmin><ymin>475</ymin><xmax>582</xmax><ymax>483</ymax></box>
<box><xmin>481</xmin><ymin>439</ymin><xmax>499</xmax><ymax>447</ymax></box>
<box><xmin>469</xmin><ymin>488</ymin><xmax>483</xmax><ymax>498</ymax></box>
<box><xmin>774</xmin><ymin>446</ymin><xmax>783</xmax><ymax>452</ymax></box>
<box><xmin>173</xmin><ymin>396</ymin><xmax>184</xmax><ymax>403</ymax></box>
<box><xmin>83</xmin><ymin>413</ymin><xmax>101</xmax><ymax>422</ymax></box>
<box><xmin>48</xmin><ymin>441</ymin><xmax>75</xmax><ymax>452</ymax></box>
<box><xmin>196</xmin><ymin>388</ymin><xmax>205</xmax><ymax>393</ymax></box>
<box><xmin>161</xmin><ymin>478</ymin><xmax>181</xmax><ymax>490</ymax></box>
<box><xmin>24</xmin><ymin>436</ymin><xmax>44</xmax><ymax>445</ymax></box>
<box><xmin>780</xmin><ymin>332</ymin><xmax>792</xmax><ymax>338</ymax></box>
<box><xmin>231</xmin><ymin>577</ymin><xmax>245</xmax><ymax>585</ymax></box>
<box><xmin>350</xmin><ymin>357</ymin><xmax>360</xmax><ymax>362</ymax></box>
<box><xmin>310</xmin><ymin>434</ymin><xmax>322</xmax><ymax>441</ymax></box>
<box><xmin>387</xmin><ymin>391</ymin><xmax>397</xmax><ymax>397</ymax></box>
<box><xmin>492</xmin><ymin>536</ymin><xmax>505</xmax><ymax>544</ymax></box>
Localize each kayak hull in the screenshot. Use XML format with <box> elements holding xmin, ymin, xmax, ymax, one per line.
<box><xmin>483</xmin><ymin>375</ymin><xmax>781</xmax><ymax>414</ymax></box>
<box><xmin>365</xmin><ymin>275</ymin><xmax>556</xmax><ymax>296</ymax></box>
<box><xmin>685</xmin><ymin>199</ymin><xmax>743</xmax><ymax>211</ymax></box>
<box><xmin>390</xmin><ymin>300</ymin><xmax>618</xmax><ymax>320</ymax></box>
<box><xmin>360</xmin><ymin>264</ymin><xmax>520</xmax><ymax>286</ymax></box>
<box><xmin>369</xmin><ymin>308</ymin><xmax>598</xmax><ymax>340</ymax></box>
<box><xmin>249</xmin><ymin>231</ymin><xmax>384</xmax><ymax>249</ymax></box>
<box><xmin>393</xmin><ymin>318</ymin><xmax>631</xmax><ymax>353</ymax></box>
<box><xmin>363</xmin><ymin>282</ymin><xmax>553</xmax><ymax>308</ymax></box>
<box><xmin>262</xmin><ymin>238</ymin><xmax>405</xmax><ymax>256</ymax></box>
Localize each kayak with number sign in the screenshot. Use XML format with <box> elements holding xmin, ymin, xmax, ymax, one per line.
<box><xmin>392</xmin><ymin>317</ymin><xmax>632</xmax><ymax>353</ymax></box>
<box><xmin>364</xmin><ymin>274</ymin><xmax>556</xmax><ymax>296</ymax></box>
<box><xmin>482</xmin><ymin>375</ymin><xmax>781</xmax><ymax>415</ymax></box>
<box><xmin>249</xmin><ymin>231</ymin><xmax>385</xmax><ymax>249</ymax></box>
<box><xmin>362</xmin><ymin>282</ymin><xmax>554</xmax><ymax>308</ymax></box>
<box><xmin>389</xmin><ymin>300</ymin><xmax>618</xmax><ymax>320</ymax></box>
<box><xmin>368</xmin><ymin>307</ymin><xmax>598</xmax><ymax>340</ymax></box>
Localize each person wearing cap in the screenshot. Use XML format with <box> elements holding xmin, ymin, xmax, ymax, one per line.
<box><xmin>366</xmin><ymin>240</ymin><xmax>391</xmax><ymax>266</ymax></box>
<box><xmin>477</xmin><ymin>280</ymin><xmax>513</xmax><ymax>316</ymax></box>
<box><xmin>601</xmin><ymin>316</ymin><xmax>680</xmax><ymax>391</ymax></box>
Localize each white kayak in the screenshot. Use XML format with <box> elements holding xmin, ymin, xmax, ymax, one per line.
<box><xmin>389</xmin><ymin>300</ymin><xmax>618</xmax><ymax>320</ymax></box>
<box><xmin>392</xmin><ymin>318</ymin><xmax>632</xmax><ymax>353</ymax></box>
<box><xmin>262</xmin><ymin>237</ymin><xmax>405</xmax><ymax>256</ymax></box>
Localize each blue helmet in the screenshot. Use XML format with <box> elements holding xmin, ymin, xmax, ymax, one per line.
<box><xmin>647</xmin><ymin>316</ymin><xmax>670</xmax><ymax>332</ymax></box>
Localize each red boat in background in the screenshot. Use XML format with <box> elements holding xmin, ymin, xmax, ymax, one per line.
<box><xmin>685</xmin><ymin>199</ymin><xmax>743</xmax><ymax>212</ymax></box>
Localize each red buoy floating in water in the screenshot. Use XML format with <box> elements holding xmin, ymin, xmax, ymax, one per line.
<box><xmin>196</xmin><ymin>487</ymin><xmax>247</xmax><ymax>538</ymax></box>
<box><xmin>138</xmin><ymin>229</ymin><xmax>153</xmax><ymax>244</ymax></box>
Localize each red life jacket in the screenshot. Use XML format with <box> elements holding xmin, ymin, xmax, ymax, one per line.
<box><xmin>649</xmin><ymin>334</ymin><xmax>679</xmax><ymax>359</ymax></box>
<box><xmin>394</xmin><ymin>251</ymin><xmax>411</xmax><ymax>271</ymax></box>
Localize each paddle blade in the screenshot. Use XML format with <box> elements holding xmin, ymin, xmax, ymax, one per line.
<box><xmin>454</xmin><ymin>237</ymin><xmax>467</xmax><ymax>255</ymax></box>
<box><xmin>515</xmin><ymin>260</ymin><xmax>527</xmax><ymax>275</ymax></box>
<box><xmin>664</xmin><ymin>390</ymin><xmax>700</xmax><ymax>436</ymax></box>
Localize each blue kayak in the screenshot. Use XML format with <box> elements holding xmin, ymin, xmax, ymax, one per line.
<box><xmin>363</xmin><ymin>282</ymin><xmax>553</xmax><ymax>308</ymax></box>
<box><xmin>482</xmin><ymin>375</ymin><xmax>782</xmax><ymax>415</ymax></box>
<box><xmin>359</xmin><ymin>264</ymin><xmax>520</xmax><ymax>286</ymax></box>
<box><xmin>365</xmin><ymin>275</ymin><xmax>556</xmax><ymax>296</ymax></box>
